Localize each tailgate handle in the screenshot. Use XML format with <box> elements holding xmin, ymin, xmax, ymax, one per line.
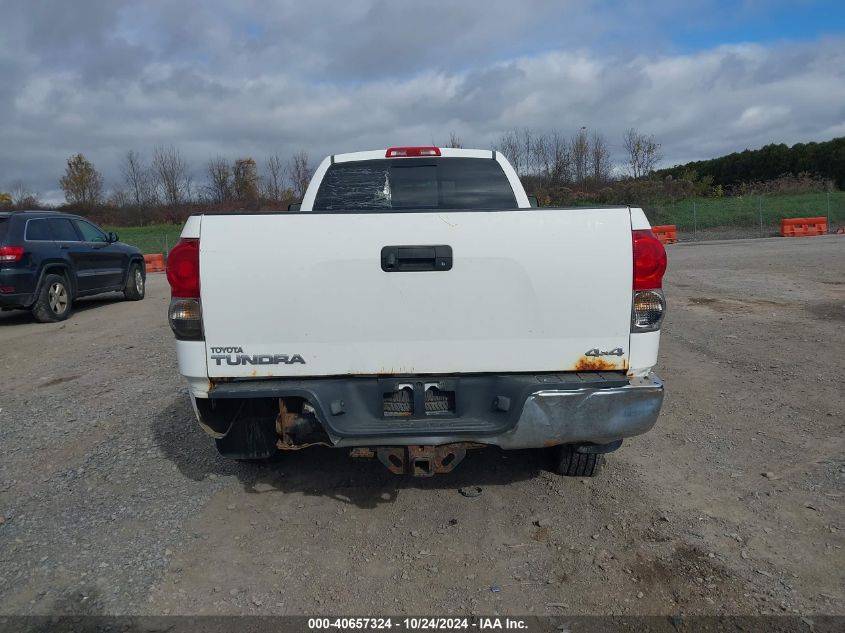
<box><xmin>381</xmin><ymin>245</ymin><xmax>452</xmax><ymax>272</ymax></box>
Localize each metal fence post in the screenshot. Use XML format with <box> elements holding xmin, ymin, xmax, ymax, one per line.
<box><xmin>758</xmin><ymin>196</ymin><xmax>763</xmax><ymax>238</ymax></box>
<box><xmin>828</xmin><ymin>192</ymin><xmax>832</xmax><ymax>234</ymax></box>
<box><xmin>693</xmin><ymin>201</ymin><xmax>697</xmax><ymax>240</ymax></box>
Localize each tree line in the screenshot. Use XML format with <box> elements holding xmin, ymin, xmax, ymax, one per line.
<box><xmin>657</xmin><ymin>137</ymin><xmax>845</xmax><ymax>190</ymax></box>
<box><xmin>55</xmin><ymin>146</ymin><xmax>313</xmax><ymax>225</ymax></box>
<box><xmin>487</xmin><ymin>127</ymin><xmax>661</xmax><ymax>204</ymax></box>
<box><xmin>1</xmin><ymin>127</ymin><xmax>671</xmax><ymax>224</ymax></box>
<box><xmin>5</xmin><ymin>131</ymin><xmax>840</xmax><ymax>226</ymax></box>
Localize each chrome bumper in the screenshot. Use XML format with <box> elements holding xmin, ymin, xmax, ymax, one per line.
<box><xmin>491</xmin><ymin>373</ymin><xmax>664</xmax><ymax>449</ymax></box>
<box><xmin>331</xmin><ymin>374</ymin><xmax>664</xmax><ymax>450</ymax></box>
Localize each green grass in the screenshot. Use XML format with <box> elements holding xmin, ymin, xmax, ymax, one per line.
<box><xmin>104</xmin><ymin>223</ymin><xmax>184</xmax><ymax>255</ymax></box>
<box><xmin>103</xmin><ymin>191</ymin><xmax>845</xmax><ymax>252</ymax></box>
<box><xmin>645</xmin><ymin>191</ymin><xmax>845</xmax><ymax>231</ymax></box>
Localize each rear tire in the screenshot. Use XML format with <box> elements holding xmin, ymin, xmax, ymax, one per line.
<box><xmin>32</xmin><ymin>274</ymin><xmax>72</xmax><ymax>323</ymax></box>
<box><xmin>552</xmin><ymin>445</ymin><xmax>604</xmax><ymax>477</ymax></box>
<box><xmin>123</xmin><ymin>263</ymin><xmax>145</xmax><ymax>301</ymax></box>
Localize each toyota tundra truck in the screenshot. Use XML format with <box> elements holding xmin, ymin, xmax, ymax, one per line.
<box><xmin>166</xmin><ymin>147</ymin><xmax>666</xmax><ymax>477</ymax></box>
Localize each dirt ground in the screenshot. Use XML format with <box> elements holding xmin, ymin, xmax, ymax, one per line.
<box><xmin>0</xmin><ymin>235</ymin><xmax>842</xmax><ymax>617</ymax></box>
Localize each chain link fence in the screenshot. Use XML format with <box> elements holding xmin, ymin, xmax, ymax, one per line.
<box><xmin>123</xmin><ymin>233</ymin><xmax>173</xmax><ymax>255</ymax></box>
<box><xmin>109</xmin><ymin>193</ymin><xmax>845</xmax><ymax>253</ymax></box>
<box><xmin>106</xmin><ymin>226</ymin><xmax>183</xmax><ymax>256</ymax></box>
<box><xmin>643</xmin><ymin>191</ymin><xmax>845</xmax><ymax>241</ymax></box>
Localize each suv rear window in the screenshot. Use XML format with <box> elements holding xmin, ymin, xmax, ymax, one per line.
<box><xmin>26</xmin><ymin>218</ymin><xmax>53</xmax><ymax>241</ymax></box>
<box><xmin>313</xmin><ymin>158</ymin><xmax>517</xmax><ymax>211</ymax></box>
<box><xmin>0</xmin><ymin>217</ymin><xmax>7</xmax><ymax>242</ymax></box>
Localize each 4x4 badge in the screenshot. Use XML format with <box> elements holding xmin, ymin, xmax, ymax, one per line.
<box><xmin>585</xmin><ymin>347</ymin><xmax>624</xmax><ymax>357</ymax></box>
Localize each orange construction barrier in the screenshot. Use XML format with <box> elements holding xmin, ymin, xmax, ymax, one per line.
<box><xmin>144</xmin><ymin>253</ymin><xmax>165</xmax><ymax>273</ymax></box>
<box><xmin>651</xmin><ymin>225</ymin><xmax>677</xmax><ymax>244</ymax></box>
<box><xmin>780</xmin><ymin>217</ymin><xmax>827</xmax><ymax>237</ymax></box>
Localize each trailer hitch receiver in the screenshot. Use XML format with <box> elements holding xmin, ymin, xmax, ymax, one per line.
<box><xmin>369</xmin><ymin>445</ymin><xmax>471</xmax><ymax>477</ymax></box>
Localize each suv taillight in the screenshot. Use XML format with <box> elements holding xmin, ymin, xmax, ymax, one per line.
<box><xmin>166</xmin><ymin>238</ymin><xmax>202</xmax><ymax>340</ymax></box>
<box><xmin>0</xmin><ymin>246</ymin><xmax>24</xmax><ymax>262</ymax></box>
<box><xmin>631</xmin><ymin>230</ymin><xmax>667</xmax><ymax>332</ymax></box>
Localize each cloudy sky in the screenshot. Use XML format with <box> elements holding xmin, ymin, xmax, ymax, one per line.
<box><xmin>1</xmin><ymin>0</ymin><xmax>844</xmax><ymax>202</ymax></box>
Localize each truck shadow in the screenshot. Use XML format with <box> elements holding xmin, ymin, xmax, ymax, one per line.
<box><xmin>152</xmin><ymin>394</ymin><xmax>547</xmax><ymax>509</ymax></box>
<box><xmin>27</xmin><ymin>585</ymin><xmax>107</xmax><ymax>620</ymax></box>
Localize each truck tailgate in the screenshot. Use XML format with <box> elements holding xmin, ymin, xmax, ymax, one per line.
<box><xmin>199</xmin><ymin>209</ymin><xmax>633</xmax><ymax>378</ymax></box>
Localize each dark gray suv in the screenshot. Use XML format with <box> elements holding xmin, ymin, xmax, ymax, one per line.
<box><xmin>0</xmin><ymin>210</ymin><xmax>146</xmax><ymax>322</ymax></box>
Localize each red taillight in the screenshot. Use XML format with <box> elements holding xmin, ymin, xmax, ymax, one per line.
<box><xmin>166</xmin><ymin>238</ymin><xmax>200</xmax><ymax>298</ymax></box>
<box><xmin>385</xmin><ymin>146</ymin><xmax>441</xmax><ymax>158</ymax></box>
<box><xmin>0</xmin><ymin>246</ymin><xmax>24</xmax><ymax>262</ymax></box>
<box><xmin>632</xmin><ymin>229</ymin><xmax>667</xmax><ymax>290</ymax></box>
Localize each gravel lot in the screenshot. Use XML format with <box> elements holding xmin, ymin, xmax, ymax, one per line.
<box><xmin>0</xmin><ymin>235</ymin><xmax>843</xmax><ymax>617</ymax></box>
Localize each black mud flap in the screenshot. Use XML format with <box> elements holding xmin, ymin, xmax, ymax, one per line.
<box><xmin>215</xmin><ymin>417</ymin><xmax>278</xmax><ymax>460</ymax></box>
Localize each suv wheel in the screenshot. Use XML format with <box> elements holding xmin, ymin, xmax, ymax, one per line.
<box><xmin>32</xmin><ymin>274</ymin><xmax>73</xmax><ymax>323</ymax></box>
<box><xmin>123</xmin><ymin>263</ymin><xmax>145</xmax><ymax>301</ymax></box>
<box><xmin>552</xmin><ymin>445</ymin><xmax>603</xmax><ymax>477</ymax></box>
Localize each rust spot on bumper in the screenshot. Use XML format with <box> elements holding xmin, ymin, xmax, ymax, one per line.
<box><xmin>573</xmin><ymin>356</ymin><xmax>623</xmax><ymax>371</ymax></box>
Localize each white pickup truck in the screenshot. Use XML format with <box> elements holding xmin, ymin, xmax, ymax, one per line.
<box><xmin>166</xmin><ymin>147</ymin><xmax>666</xmax><ymax>477</ymax></box>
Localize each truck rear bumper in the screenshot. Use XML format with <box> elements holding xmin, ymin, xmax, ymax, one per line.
<box><xmin>487</xmin><ymin>374</ymin><xmax>663</xmax><ymax>449</ymax></box>
<box><xmin>330</xmin><ymin>374</ymin><xmax>663</xmax><ymax>450</ymax></box>
<box><xmin>200</xmin><ymin>372</ymin><xmax>663</xmax><ymax>451</ymax></box>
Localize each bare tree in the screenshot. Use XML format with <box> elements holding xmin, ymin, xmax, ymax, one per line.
<box><xmin>570</xmin><ymin>128</ymin><xmax>590</xmax><ymax>189</ymax></box>
<box><xmin>446</xmin><ymin>131</ymin><xmax>464</xmax><ymax>149</ymax></box>
<box><xmin>121</xmin><ymin>150</ymin><xmax>156</xmax><ymax>213</ymax></box>
<box><xmin>152</xmin><ymin>145</ymin><xmax>192</xmax><ymax>206</ymax></box>
<box><xmin>288</xmin><ymin>151</ymin><xmax>312</xmax><ymax>199</ymax></box>
<box><xmin>548</xmin><ymin>131</ymin><xmax>572</xmax><ymax>186</ymax></box>
<box><xmin>492</xmin><ymin>125</ymin><xmax>625</xmax><ymax>192</ymax></box>
<box><xmin>531</xmin><ymin>133</ymin><xmax>550</xmax><ymax>180</ymax></box>
<box><xmin>107</xmin><ymin>188</ymin><xmax>130</xmax><ymax>209</ymax></box>
<box><xmin>533</xmin><ymin>131</ymin><xmax>571</xmax><ymax>188</ymax></box>
<box><xmin>205</xmin><ymin>156</ymin><xmax>233</xmax><ymax>203</ymax></box>
<box><xmin>521</xmin><ymin>128</ymin><xmax>537</xmax><ymax>176</ymax></box>
<box><xmin>262</xmin><ymin>153</ymin><xmax>286</xmax><ymax>201</ymax></box>
<box><xmin>590</xmin><ymin>132</ymin><xmax>612</xmax><ymax>186</ymax></box>
<box><xmin>8</xmin><ymin>180</ymin><xmax>40</xmax><ymax>208</ymax></box>
<box><xmin>494</xmin><ymin>129</ymin><xmax>524</xmax><ymax>175</ymax></box>
<box><xmin>623</xmin><ymin>128</ymin><xmax>662</xmax><ymax>178</ymax></box>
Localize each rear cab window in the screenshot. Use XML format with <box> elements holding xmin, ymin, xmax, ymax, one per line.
<box><xmin>313</xmin><ymin>158</ymin><xmax>517</xmax><ymax>211</ymax></box>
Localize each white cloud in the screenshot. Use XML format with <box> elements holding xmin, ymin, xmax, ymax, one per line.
<box><xmin>735</xmin><ymin>105</ymin><xmax>791</xmax><ymax>131</ymax></box>
<box><xmin>0</xmin><ymin>1</ymin><xmax>843</xmax><ymax>196</ymax></box>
